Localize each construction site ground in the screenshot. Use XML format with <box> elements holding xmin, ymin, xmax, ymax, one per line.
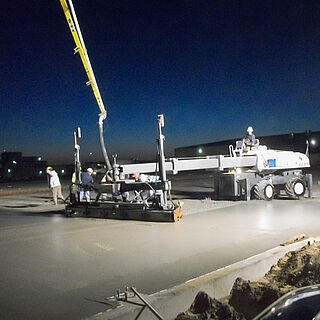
<box><xmin>0</xmin><ymin>178</ymin><xmax>319</xmax><ymax>320</ymax></box>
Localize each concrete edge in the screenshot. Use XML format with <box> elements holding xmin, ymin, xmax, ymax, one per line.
<box><xmin>87</xmin><ymin>237</ymin><xmax>315</xmax><ymax>320</ymax></box>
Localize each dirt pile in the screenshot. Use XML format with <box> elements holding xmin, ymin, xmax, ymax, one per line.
<box><xmin>175</xmin><ymin>291</ymin><xmax>245</xmax><ymax>320</ymax></box>
<box><xmin>176</xmin><ymin>241</ymin><xmax>320</xmax><ymax>320</ymax></box>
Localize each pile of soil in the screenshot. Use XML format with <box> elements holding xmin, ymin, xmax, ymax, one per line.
<box><xmin>176</xmin><ymin>241</ymin><xmax>320</xmax><ymax>320</ymax></box>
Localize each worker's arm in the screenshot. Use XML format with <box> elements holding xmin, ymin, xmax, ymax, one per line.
<box><xmin>47</xmin><ymin>175</ymin><xmax>50</xmax><ymax>188</ymax></box>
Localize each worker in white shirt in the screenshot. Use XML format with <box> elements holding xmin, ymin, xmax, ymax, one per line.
<box><xmin>46</xmin><ymin>166</ymin><xmax>65</xmax><ymax>205</ymax></box>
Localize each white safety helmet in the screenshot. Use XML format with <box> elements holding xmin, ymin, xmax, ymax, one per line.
<box><xmin>247</xmin><ymin>126</ymin><xmax>253</xmax><ymax>133</ymax></box>
<box><xmin>87</xmin><ymin>168</ymin><xmax>93</xmax><ymax>173</ymax></box>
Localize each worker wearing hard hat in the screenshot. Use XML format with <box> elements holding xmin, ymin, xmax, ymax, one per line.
<box><xmin>46</xmin><ymin>166</ymin><xmax>65</xmax><ymax>205</ymax></box>
<box><xmin>244</xmin><ymin>126</ymin><xmax>258</xmax><ymax>150</ymax></box>
<box><xmin>79</xmin><ymin>168</ymin><xmax>94</xmax><ymax>202</ymax></box>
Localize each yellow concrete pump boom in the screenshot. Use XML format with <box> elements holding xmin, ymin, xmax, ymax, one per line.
<box><xmin>59</xmin><ymin>0</ymin><xmax>112</xmax><ymax>171</ymax></box>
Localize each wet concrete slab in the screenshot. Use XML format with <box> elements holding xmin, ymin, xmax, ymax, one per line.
<box><xmin>0</xmin><ymin>188</ymin><xmax>319</xmax><ymax>320</ymax></box>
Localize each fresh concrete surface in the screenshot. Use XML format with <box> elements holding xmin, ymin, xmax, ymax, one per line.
<box><xmin>0</xmin><ymin>185</ymin><xmax>319</xmax><ymax>320</ymax></box>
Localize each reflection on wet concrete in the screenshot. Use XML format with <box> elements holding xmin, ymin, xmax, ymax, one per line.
<box><xmin>3</xmin><ymin>204</ymin><xmax>40</xmax><ymax>208</ymax></box>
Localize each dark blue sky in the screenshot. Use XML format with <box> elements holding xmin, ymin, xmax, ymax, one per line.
<box><xmin>1</xmin><ymin>1</ymin><xmax>320</xmax><ymax>163</ymax></box>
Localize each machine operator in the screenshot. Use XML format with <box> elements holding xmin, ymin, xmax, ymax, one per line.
<box><xmin>244</xmin><ymin>126</ymin><xmax>258</xmax><ymax>150</ymax></box>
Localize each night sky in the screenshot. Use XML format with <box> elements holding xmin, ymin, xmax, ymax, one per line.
<box><xmin>1</xmin><ymin>1</ymin><xmax>320</xmax><ymax>164</ymax></box>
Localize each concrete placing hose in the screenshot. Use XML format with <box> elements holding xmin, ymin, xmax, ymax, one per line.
<box><xmin>98</xmin><ymin>115</ymin><xmax>112</xmax><ymax>172</ymax></box>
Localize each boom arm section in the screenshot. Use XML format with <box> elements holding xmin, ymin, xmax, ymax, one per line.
<box><xmin>59</xmin><ymin>0</ymin><xmax>106</xmax><ymax>118</ymax></box>
<box><xmin>59</xmin><ymin>0</ymin><xmax>112</xmax><ymax>170</ymax></box>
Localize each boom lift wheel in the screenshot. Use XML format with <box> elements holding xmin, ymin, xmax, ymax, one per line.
<box><xmin>253</xmin><ymin>180</ymin><xmax>274</xmax><ymax>201</ymax></box>
<box><xmin>285</xmin><ymin>177</ymin><xmax>306</xmax><ymax>199</ymax></box>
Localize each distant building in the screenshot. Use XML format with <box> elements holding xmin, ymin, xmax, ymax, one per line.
<box><xmin>1</xmin><ymin>152</ymin><xmax>47</xmax><ymax>181</ymax></box>
<box><xmin>0</xmin><ymin>152</ymin><xmax>77</xmax><ymax>181</ymax></box>
<box><xmin>175</xmin><ymin>130</ymin><xmax>320</xmax><ymax>165</ymax></box>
